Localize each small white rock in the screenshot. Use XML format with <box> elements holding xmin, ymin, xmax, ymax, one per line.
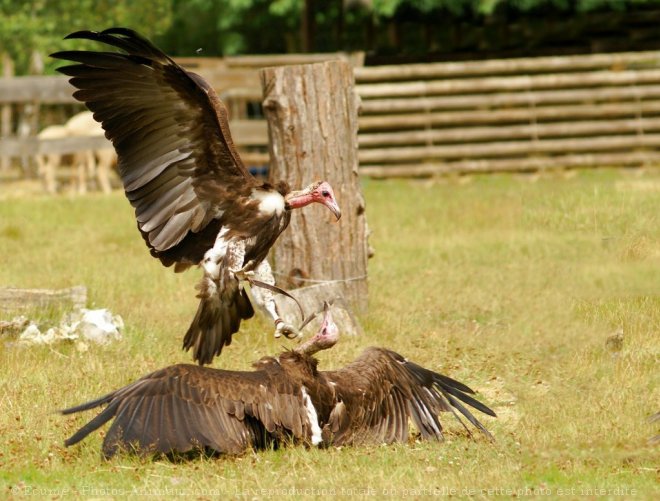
<box><xmin>77</xmin><ymin>308</ymin><xmax>123</xmax><ymax>345</ymax></box>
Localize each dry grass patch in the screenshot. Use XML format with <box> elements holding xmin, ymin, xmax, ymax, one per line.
<box><xmin>0</xmin><ymin>168</ymin><xmax>658</xmax><ymax>498</ymax></box>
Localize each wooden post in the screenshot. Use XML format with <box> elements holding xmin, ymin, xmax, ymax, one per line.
<box><xmin>260</xmin><ymin>61</ymin><xmax>369</xmax><ymax>316</ymax></box>
<box><xmin>25</xmin><ymin>50</ymin><xmax>44</xmax><ymax>176</ymax></box>
<box><xmin>1</xmin><ymin>53</ymin><xmax>14</xmax><ymax>172</ymax></box>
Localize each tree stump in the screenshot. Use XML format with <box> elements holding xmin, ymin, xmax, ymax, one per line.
<box><xmin>260</xmin><ymin>61</ymin><xmax>369</xmax><ymax>320</ymax></box>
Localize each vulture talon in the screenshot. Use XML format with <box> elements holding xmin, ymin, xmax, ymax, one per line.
<box><xmin>232</xmin><ymin>268</ymin><xmax>255</xmax><ymax>282</ymax></box>
<box><xmin>275</xmin><ymin>321</ymin><xmax>301</xmax><ymax>340</ymax></box>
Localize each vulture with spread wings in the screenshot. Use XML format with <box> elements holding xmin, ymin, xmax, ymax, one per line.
<box><xmin>62</xmin><ymin>304</ymin><xmax>496</xmax><ymax>458</ymax></box>
<box><xmin>51</xmin><ymin>28</ymin><xmax>341</xmax><ymax>365</ymax></box>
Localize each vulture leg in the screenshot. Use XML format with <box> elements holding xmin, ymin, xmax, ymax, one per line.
<box><xmin>250</xmin><ymin>260</ymin><xmax>301</xmax><ymax>340</ymax></box>
<box><xmin>233</xmin><ymin>259</ymin><xmax>258</xmax><ymax>276</ymax></box>
<box><xmin>232</xmin><ymin>268</ymin><xmax>255</xmax><ymax>282</ymax></box>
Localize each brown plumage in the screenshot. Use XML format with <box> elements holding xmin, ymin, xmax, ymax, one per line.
<box><xmin>61</xmin><ymin>305</ymin><xmax>496</xmax><ymax>458</ymax></box>
<box><xmin>51</xmin><ymin>28</ymin><xmax>341</xmax><ymax>365</ymax></box>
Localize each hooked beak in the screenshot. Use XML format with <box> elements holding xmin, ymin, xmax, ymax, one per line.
<box><xmin>325</xmin><ymin>200</ymin><xmax>341</xmax><ymax>221</ymax></box>
<box><xmin>321</xmin><ymin>301</ymin><xmax>333</xmax><ymax>329</ymax></box>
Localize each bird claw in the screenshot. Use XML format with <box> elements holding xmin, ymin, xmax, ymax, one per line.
<box><xmin>232</xmin><ymin>268</ymin><xmax>255</xmax><ymax>282</ymax></box>
<box><xmin>274</xmin><ymin>322</ymin><xmax>301</xmax><ymax>340</ymax></box>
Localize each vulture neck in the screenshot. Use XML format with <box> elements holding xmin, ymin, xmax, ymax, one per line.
<box><xmin>284</xmin><ymin>188</ymin><xmax>315</xmax><ymax>210</ymax></box>
<box><xmin>294</xmin><ymin>338</ymin><xmax>324</xmax><ymax>356</ymax></box>
<box><xmin>295</xmin><ymin>303</ymin><xmax>340</xmax><ymax>356</ymax></box>
<box><xmin>294</xmin><ymin>335</ymin><xmax>337</xmax><ymax>356</ymax></box>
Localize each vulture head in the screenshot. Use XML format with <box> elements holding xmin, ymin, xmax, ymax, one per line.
<box><xmin>285</xmin><ymin>181</ymin><xmax>341</xmax><ymax>220</ymax></box>
<box><xmin>295</xmin><ymin>301</ymin><xmax>340</xmax><ymax>355</ymax></box>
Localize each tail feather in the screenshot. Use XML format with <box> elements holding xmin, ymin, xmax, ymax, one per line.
<box><xmin>183</xmin><ymin>287</ymin><xmax>254</xmax><ymax>365</ymax></box>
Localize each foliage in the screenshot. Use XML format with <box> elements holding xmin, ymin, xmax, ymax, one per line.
<box><xmin>0</xmin><ymin>0</ymin><xmax>171</xmax><ymax>74</ymax></box>
<box><xmin>0</xmin><ymin>169</ymin><xmax>658</xmax><ymax>495</ymax></box>
<box><xmin>3</xmin><ymin>0</ymin><xmax>660</xmax><ymax>72</ymax></box>
<box><xmin>372</xmin><ymin>0</ymin><xmax>660</xmax><ymax>15</ymax></box>
<box><xmin>159</xmin><ymin>0</ymin><xmax>660</xmax><ymax>55</ymax></box>
<box><xmin>160</xmin><ymin>0</ymin><xmax>302</xmax><ymax>56</ymax></box>
<box><xmin>373</xmin><ymin>0</ymin><xmax>660</xmax><ymax>14</ymax></box>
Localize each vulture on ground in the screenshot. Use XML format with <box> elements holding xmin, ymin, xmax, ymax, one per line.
<box><xmin>51</xmin><ymin>28</ymin><xmax>341</xmax><ymax>365</ymax></box>
<box><xmin>62</xmin><ymin>304</ymin><xmax>496</xmax><ymax>459</ymax></box>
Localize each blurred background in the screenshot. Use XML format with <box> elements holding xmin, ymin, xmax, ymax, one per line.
<box><xmin>4</xmin><ymin>0</ymin><xmax>660</xmax><ymax>192</ymax></box>
<box><xmin>4</xmin><ymin>0</ymin><xmax>660</xmax><ymax>75</ymax></box>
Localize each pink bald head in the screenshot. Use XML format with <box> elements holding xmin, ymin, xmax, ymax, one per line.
<box><xmin>285</xmin><ymin>181</ymin><xmax>341</xmax><ymax>220</ymax></box>
<box><xmin>295</xmin><ymin>302</ymin><xmax>340</xmax><ymax>355</ymax></box>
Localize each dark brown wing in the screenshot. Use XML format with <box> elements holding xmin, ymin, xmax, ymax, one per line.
<box><xmin>322</xmin><ymin>348</ymin><xmax>496</xmax><ymax>445</ymax></box>
<box><xmin>51</xmin><ymin>28</ymin><xmax>258</xmax><ymax>252</ymax></box>
<box><xmin>61</xmin><ymin>362</ymin><xmax>318</xmax><ymax>458</ymax></box>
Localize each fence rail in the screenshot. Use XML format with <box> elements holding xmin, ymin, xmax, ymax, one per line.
<box><xmin>0</xmin><ymin>53</ymin><xmax>356</xmax><ymax>186</ymax></box>
<box><xmin>2</xmin><ymin>50</ymin><xmax>660</xmax><ymax>181</ymax></box>
<box><xmin>355</xmin><ymin>49</ymin><xmax>660</xmax><ymax>176</ymax></box>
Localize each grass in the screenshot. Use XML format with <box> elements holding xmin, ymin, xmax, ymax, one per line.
<box><xmin>0</xmin><ymin>168</ymin><xmax>658</xmax><ymax>499</ymax></box>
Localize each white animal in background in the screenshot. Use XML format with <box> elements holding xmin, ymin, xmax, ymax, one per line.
<box><xmin>65</xmin><ymin>111</ymin><xmax>115</xmax><ymax>193</ymax></box>
<box><xmin>36</xmin><ymin>111</ymin><xmax>116</xmax><ymax>194</ymax></box>
<box><xmin>35</xmin><ymin>124</ymin><xmax>68</xmax><ymax>194</ymax></box>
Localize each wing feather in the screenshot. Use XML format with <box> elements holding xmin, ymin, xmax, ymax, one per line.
<box><xmin>52</xmin><ymin>28</ymin><xmax>257</xmax><ymax>252</ymax></box>
<box><xmin>61</xmin><ymin>363</ymin><xmax>310</xmax><ymax>457</ymax></box>
<box><xmin>325</xmin><ymin>348</ymin><xmax>495</xmax><ymax>445</ymax></box>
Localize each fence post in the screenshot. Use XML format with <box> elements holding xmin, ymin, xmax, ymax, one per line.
<box><xmin>259</xmin><ymin>61</ymin><xmax>370</xmax><ymax>320</ymax></box>
<box><xmin>1</xmin><ymin>53</ymin><xmax>14</xmax><ymax>172</ymax></box>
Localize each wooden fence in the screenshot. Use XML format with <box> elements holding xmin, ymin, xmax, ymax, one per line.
<box><xmin>3</xmin><ymin>50</ymin><xmax>660</xmax><ymax>181</ymax></box>
<box><xmin>0</xmin><ymin>52</ymin><xmax>361</xmax><ymax>178</ymax></box>
<box><xmin>355</xmin><ymin>50</ymin><xmax>660</xmax><ymax>176</ymax></box>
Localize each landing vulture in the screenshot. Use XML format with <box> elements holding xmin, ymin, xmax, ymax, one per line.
<box><xmin>62</xmin><ymin>304</ymin><xmax>496</xmax><ymax>458</ymax></box>
<box><xmin>51</xmin><ymin>28</ymin><xmax>341</xmax><ymax>365</ymax></box>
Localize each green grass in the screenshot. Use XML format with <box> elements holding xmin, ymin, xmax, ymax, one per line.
<box><xmin>0</xmin><ymin>168</ymin><xmax>658</xmax><ymax>499</ymax></box>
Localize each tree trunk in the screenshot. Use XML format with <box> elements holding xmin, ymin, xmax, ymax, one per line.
<box><xmin>260</xmin><ymin>61</ymin><xmax>369</xmax><ymax>314</ymax></box>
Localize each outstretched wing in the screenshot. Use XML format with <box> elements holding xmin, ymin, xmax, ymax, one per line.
<box><xmin>62</xmin><ymin>362</ymin><xmax>318</xmax><ymax>458</ymax></box>
<box><xmin>51</xmin><ymin>28</ymin><xmax>258</xmax><ymax>252</ymax></box>
<box><xmin>323</xmin><ymin>348</ymin><xmax>496</xmax><ymax>445</ymax></box>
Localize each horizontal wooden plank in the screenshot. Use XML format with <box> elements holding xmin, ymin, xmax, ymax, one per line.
<box><xmin>358</xmin><ymin>133</ymin><xmax>660</xmax><ymax>163</ymax></box>
<box><xmin>0</xmin><ymin>72</ymin><xmax>260</xmax><ymax>104</ymax></box>
<box><xmin>357</xmin><ymin>68</ymin><xmax>660</xmax><ymax>99</ymax></box>
<box><xmin>0</xmin><ymin>119</ymin><xmax>265</xmax><ymax>159</ymax></box>
<box><xmin>193</xmin><ymin>69</ymin><xmax>260</xmax><ymax>94</ymax></box>
<box><xmin>358</xmin><ymin>101</ymin><xmax>660</xmax><ymax>130</ymax></box>
<box><xmin>355</xmin><ymin>50</ymin><xmax>660</xmax><ymax>82</ymax></box>
<box><xmin>229</xmin><ymin>120</ymin><xmax>268</xmax><ymax>145</ymax></box>
<box><xmin>359</xmin><ymin>83</ymin><xmax>660</xmax><ymax>113</ymax></box>
<box><xmin>175</xmin><ymin>57</ymin><xmax>230</xmax><ymax>71</ymax></box>
<box><xmin>223</xmin><ymin>52</ymin><xmax>360</xmax><ymax>68</ymax></box>
<box><xmin>360</xmin><ymin>151</ymin><xmax>660</xmax><ymax>177</ymax></box>
<box><xmin>239</xmin><ymin>151</ymin><xmax>269</xmax><ymax>165</ymax></box>
<box><xmin>0</xmin><ymin>135</ymin><xmax>111</xmax><ymax>158</ymax></box>
<box><xmin>220</xmin><ymin>87</ymin><xmax>263</xmax><ymax>101</ymax></box>
<box><xmin>358</xmin><ymin>117</ymin><xmax>660</xmax><ymax>146</ymax></box>
<box><xmin>0</xmin><ymin>76</ymin><xmax>77</xmax><ymax>104</ymax></box>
